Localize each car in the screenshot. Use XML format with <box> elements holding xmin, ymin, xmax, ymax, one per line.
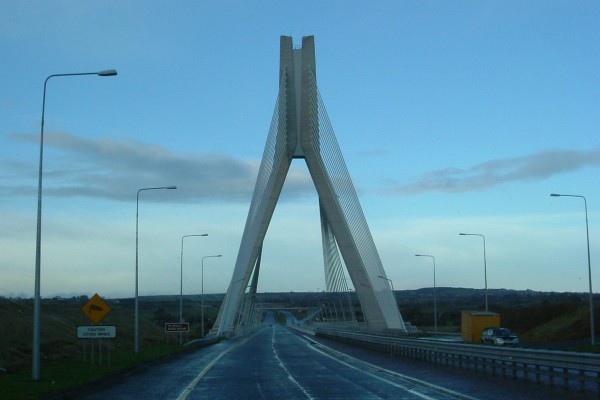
<box><xmin>481</xmin><ymin>327</ymin><xmax>519</xmax><ymax>346</ymax></box>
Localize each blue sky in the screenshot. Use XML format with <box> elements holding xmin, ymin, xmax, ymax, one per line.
<box><xmin>1</xmin><ymin>1</ymin><xmax>599</xmax><ymax>301</ymax></box>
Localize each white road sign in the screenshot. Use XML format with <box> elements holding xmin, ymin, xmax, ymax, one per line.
<box><xmin>77</xmin><ymin>325</ymin><xmax>117</xmax><ymax>339</ymax></box>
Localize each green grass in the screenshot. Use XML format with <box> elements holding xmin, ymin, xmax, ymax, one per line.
<box><xmin>0</xmin><ymin>344</ymin><xmax>191</xmax><ymax>400</ymax></box>
<box><xmin>0</xmin><ymin>296</ymin><xmax>220</xmax><ymax>399</ymax></box>
<box><xmin>575</xmin><ymin>343</ymin><xmax>600</xmax><ymax>354</ymax></box>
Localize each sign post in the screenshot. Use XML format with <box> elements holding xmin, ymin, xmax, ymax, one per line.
<box><xmin>80</xmin><ymin>293</ymin><xmax>114</xmax><ymax>364</ymax></box>
<box><xmin>165</xmin><ymin>322</ymin><xmax>189</xmax><ymax>344</ymax></box>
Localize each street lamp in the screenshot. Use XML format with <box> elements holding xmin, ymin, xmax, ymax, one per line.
<box><xmin>377</xmin><ymin>275</ymin><xmax>395</xmax><ymax>293</ymax></box>
<box><xmin>237</xmin><ymin>284</ymin><xmax>252</xmax><ymax>328</ymax></box>
<box><xmin>459</xmin><ymin>233</ymin><xmax>488</xmax><ymax>312</ymax></box>
<box><xmin>180</xmin><ymin>234</ymin><xmax>208</xmax><ymax>344</ymax></box>
<box><xmin>415</xmin><ymin>254</ymin><xmax>437</xmax><ymax>333</ymax></box>
<box><xmin>33</xmin><ymin>69</ymin><xmax>117</xmax><ymax>380</ymax></box>
<box><xmin>201</xmin><ymin>254</ymin><xmax>222</xmax><ymax>337</ymax></box>
<box><xmin>551</xmin><ymin>193</ymin><xmax>595</xmax><ymax>345</ymax></box>
<box><xmin>135</xmin><ymin>186</ymin><xmax>177</xmax><ymax>353</ymax></box>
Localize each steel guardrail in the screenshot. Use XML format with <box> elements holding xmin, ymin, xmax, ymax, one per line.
<box><xmin>315</xmin><ymin>327</ymin><xmax>600</xmax><ymax>395</ymax></box>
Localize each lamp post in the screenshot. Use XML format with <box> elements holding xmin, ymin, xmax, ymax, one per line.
<box><xmin>377</xmin><ymin>275</ymin><xmax>395</xmax><ymax>293</ymax></box>
<box><xmin>180</xmin><ymin>234</ymin><xmax>207</xmax><ymax>344</ymax></box>
<box><xmin>415</xmin><ymin>254</ymin><xmax>437</xmax><ymax>333</ymax></box>
<box><xmin>459</xmin><ymin>233</ymin><xmax>488</xmax><ymax>312</ymax></box>
<box><xmin>551</xmin><ymin>193</ymin><xmax>595</xmax><ymax>345</ymax></box>
<box><xmin>237</xmin><ymin>284</ymin><xmax>252</xmax><ymax>328</ymax></box>
<box><xmin>201</xmin><ymin>254</ymin><xmax>222</xmax><ymax>337</ymax></box>
<box><xmin>33</xmin><ymin>69</ymin><xmax>117</xmax><ymax>380</ymax></box>
<box><xmin>135</xmin><ymin>186</ymin><xmax>177</xmax><ymax>353</ymax></box>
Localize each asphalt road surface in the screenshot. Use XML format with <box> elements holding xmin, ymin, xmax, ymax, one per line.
<box><xmin>80</xmin><ymin>323</ymin><xmax>597</xmax><ymax>400</ymax></box>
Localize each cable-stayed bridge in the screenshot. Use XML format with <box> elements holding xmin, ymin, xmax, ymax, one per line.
<box><xmin>211</xmin><ymin>36</ymin><xmax>405</xmax><ymax>337</ymax></box>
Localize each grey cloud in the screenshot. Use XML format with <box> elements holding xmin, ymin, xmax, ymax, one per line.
<box><xmin>387</xmin><ymin>148</ymin><xmax>600</xmax><ymax>195</ymax></box>
<box><xmin>6</xmin><ymin>132</ymin><xmax>314</xmax><ymax>203</ymax></box>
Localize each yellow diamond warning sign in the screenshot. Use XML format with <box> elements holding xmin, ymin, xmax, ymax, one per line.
<box><xmin>82</xmin><ymin>293</ymin><xmax>111</xmax><ymax>324</ymax></box>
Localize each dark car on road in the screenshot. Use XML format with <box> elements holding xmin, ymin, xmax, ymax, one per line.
<box><xmin>481</xmin><ymin>327</ymin><xmax>519</xmax><ymax>346</ymax></box>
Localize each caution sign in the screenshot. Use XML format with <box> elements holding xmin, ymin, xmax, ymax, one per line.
<box><xmin>82</xmin><ymin>293</ymin><xmax>112</xmax><ymax>324</ymax></box>
<box><xmin>77</xmin><ymin>325</ymin><xmax>117</xmax><ymax>339</ymax></box>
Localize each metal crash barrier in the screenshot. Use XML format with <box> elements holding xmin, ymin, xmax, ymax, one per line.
<box><xmin>315</xmin><ymin>327</ymin><xmax>600</xmax><ymax>395</ymax></box>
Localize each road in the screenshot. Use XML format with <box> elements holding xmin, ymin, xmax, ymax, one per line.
<box><xmin>80</xmin><ymin>322</ymin><xmax>596</xmax><ymax>400</ymax></box>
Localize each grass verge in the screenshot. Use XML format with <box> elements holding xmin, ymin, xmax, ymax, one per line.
<box><xmin>575</xmin><ymin>343</ymin><xmax>600</xmax><ymax>354</ymax></box>
<box><xmin>0</xmin><ymin>344</ymin><xmax>191</xmax><ymax>400</ymax></box>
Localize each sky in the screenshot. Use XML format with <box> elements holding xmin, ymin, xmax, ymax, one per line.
<box><xmin>1</xmin><ymin>1</ymin><xmax>599</xmax><ymax>301</ymax></box>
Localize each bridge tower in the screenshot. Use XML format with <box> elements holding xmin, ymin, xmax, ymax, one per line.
<box><xmin>214</xmin><ymin>36</ymin><xmax>406</xmax><ymax>335</ymax></box>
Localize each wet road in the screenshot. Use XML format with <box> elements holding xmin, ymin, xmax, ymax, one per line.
<box><xmin>81</xmin><ymin>324</ymin><xmax>597</xmax><ymax>400</ymax></box>
<box><xmin>182</xmin><ymin>325</ymin><xmax>468</xmax><ymax>400</ymax></box>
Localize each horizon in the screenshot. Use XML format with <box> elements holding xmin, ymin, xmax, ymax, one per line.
<box><xmin>2</xmin><ymin>286</ymin><xmax>594</xmax><ymax>302</ymax></box>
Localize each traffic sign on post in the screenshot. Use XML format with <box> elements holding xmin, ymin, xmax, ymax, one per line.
<box><xmin>82</xmin><ymin>293</ymin><xmax>112</xmax><ymax>324</ymax></box>
<box><xmin>165</xmin><ymin>322</ymin><xmax>189</xmax><ymax>332</ymax></box>
<box><xmin>77</xmin><ymin>325</ymin><xmax>117</xmax><ymax>339</ymax></box>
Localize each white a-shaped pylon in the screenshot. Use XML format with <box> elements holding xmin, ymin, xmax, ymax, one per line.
<box><xmin>213</xmin><ymin>36</ymin><xmax>406</xmax><ymax>335</ymax></box>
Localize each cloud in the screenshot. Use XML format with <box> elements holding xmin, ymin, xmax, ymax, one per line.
<box><xmin>5</xmin><ymin>132</ymin><xmax>314</xmax><ymax>203</ymax></box>
<box><xmin>386</xmin><ymin>148</ymin><xmax>600</xmax><ymax>195</ymax></box>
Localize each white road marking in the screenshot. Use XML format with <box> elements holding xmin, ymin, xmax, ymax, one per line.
<box><xmin>176</xmin><ymin>333</ymin><xmax>257</xmax><ymax>400</ymax></box>
<box><xmin>272</xmin><ymin>328</ymin><xmax>315</xmax><ymax>400</ymax></box>
<box><xmin>297</xmin><ymin>331</ymin><xmax>479</xmax><ymax>400</ymax></box>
